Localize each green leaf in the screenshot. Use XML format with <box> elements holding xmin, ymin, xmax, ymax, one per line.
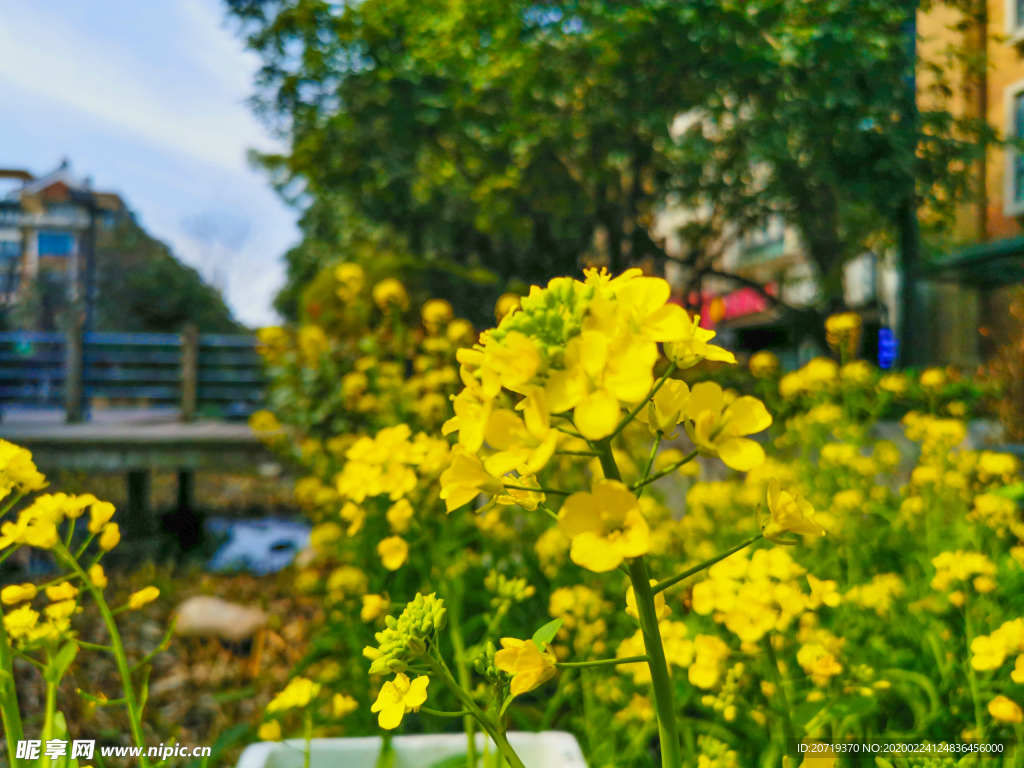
<box><xmin>994</xmin><ymin>482</ymin><xmax>1024</xmax><ymax>499</ymax></box>
<box><xmin>532</xmin><ymin>618</ymin><xmax>563</xmax><ymax>647</ymax></box>
<box><xmin>45</xmin><ymin>642</ymin><xmax>79</xmax><ymax>684</ymax></box>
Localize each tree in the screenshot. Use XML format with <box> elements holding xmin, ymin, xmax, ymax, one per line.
<box><xmin>227</xmin><ymin>0</ymin><xmax>988</xmax><ymax>330</ymax></box>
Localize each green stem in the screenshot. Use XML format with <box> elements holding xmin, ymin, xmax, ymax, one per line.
<box><xmin>40</xmin><ymin>678</ymin><xmax>58</xmax><ymax>768</ymax></box>
<box><xmin>446</xmin><ymin>586</ymin><xmax>478</xmax><ymax>768</ymax></box>
<box><xmin>627</xmin><ymin>557</ymin><xmax>682</xmax><ymax>768</ymax></box>
<box><xmin>652</xmin><ymin>535</ymin><xmax>763</xmax><ymax>595</ymax></box>
<box><xmin>556</xmin><ymin>655</ymin><xmax>650</xmax><ymax>669</ymax></box>
<box><xmin>630</xmin><ymin>451</ymin><xmax>698</xmax><ymax>491</ymax></box>
<box><xmin>636</xmin><ymin>433</ymin><xmax>663</xmax><ymax>499</ymax></box>
<box><xmin>303</xmin><ymin>709</ymin><xmax>312</xmax><ymax>768</ymax></box>
<box><xmin>963</xmin><ymin>593</ymin><xmax>986</xmax><ymax>746</ymax></box>
<box><xmin>763</xmin><ymin>635</ymin><xmax>796</xmax><ymax>760</ymax></box>
<box><xmin>555</xmin><ymin>450</ymin><xmax>600</xmax><ymax>457</ymax></box>
<box><xmin>539</xmin><ymin>669</ymin><xmax>574</xmax><ymax>731</ymax></box>
<box><xmin>502</xmin><ymin>483</ymin><xmax>570</xmax><ymax>495</ymax></box>
<box><xmin>610</xmin><ymin>363</ymin><xmax>677</xmax><ymax>440</ymax></box>
<box><xmin>423</xmin><ymin>654</ymin><xmax>525</xmax><ymax>768</ymax></box>
<box><xmin>0</xmin><ymin>613</ymin><xmax>25</xmax><ymax>768</ymax></box>
<box><xmin>55</xmin><ymin>542</ymin><xmax>150</xmax><ymax>768</ymax></box>
<box><xmin>421</xmin><ymin>707</ymin><xmax>472</xmax><ymax>717</ymax></box>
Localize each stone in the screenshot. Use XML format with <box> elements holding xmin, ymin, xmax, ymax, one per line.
<box><xmin>174</xmin><ymin>596</ymin><xmax>267</xmax><ymax>643</ymax></box>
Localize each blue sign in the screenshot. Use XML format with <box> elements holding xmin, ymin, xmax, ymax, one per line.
<box><xmin>878</xmin><ymin>328</ymin><xmax>898</xmax><ymax>369</ymax></box>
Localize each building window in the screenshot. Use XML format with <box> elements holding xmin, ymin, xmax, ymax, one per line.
<box><xmin>1018</xmin><ymin>0</ymin><xmax>1024</xmax><ymax>31</ymax></box>
<box><xmin>37</xmin><ymin>231</ymin><xmax>75</xmax><ymax>257</ymax></box>
<box><xmin>0</xmin><ymin>240</ymin><xmax>20</xmax><ymax>258</ymax></box>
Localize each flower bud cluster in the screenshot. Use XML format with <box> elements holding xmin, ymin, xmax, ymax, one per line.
<box><xmin>364</xmin><ymin>592</ymin><xmax>446</xmax><ymax>675</ymax></box>
<box><xmin>484</xmin><ymin>571</ymin><xmax>536</xmax><ymax>608</ymax></box>
<box><xmin>473</xmin><ymin>640</ymin><xmax>512</xmax><ymax>686</ymax></box>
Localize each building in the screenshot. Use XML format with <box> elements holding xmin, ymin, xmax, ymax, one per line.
<box><xmin>0</xmin><ymin>160</ymin><xmax>127</xmax><ymax>311</ymax></box>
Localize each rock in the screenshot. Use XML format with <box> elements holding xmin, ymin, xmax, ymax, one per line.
<box><xmin>174</xmin><ymin>596</ymin><xmax>268</xmax><ymax>643</ymax></box>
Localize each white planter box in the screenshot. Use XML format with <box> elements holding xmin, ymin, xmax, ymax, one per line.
<box><xmin>236</xmin><ymin>731</ymin><xmax>588</xmax><ymax>768</ymax></box>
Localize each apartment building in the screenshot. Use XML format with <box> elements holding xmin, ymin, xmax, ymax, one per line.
<box><xmin>0</xmin><ymin>160</ymin><xmax>126</xmax><ymax>306</ymax></box>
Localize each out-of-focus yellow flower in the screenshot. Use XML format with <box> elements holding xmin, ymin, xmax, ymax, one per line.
<box><xmin>971</xmin><ymin>635</ymin><xmax>1007</xmax><ymax>671</ymax></box>
<box><xmin>878</xmin><ymin>373</ymin><xmax>909</xmax><ymax>395</ymax></box>
<box><xmin>447</xmin><ymin>318</ymin><xmax>475</xmax><ymax>344</ymax></box>
<box><xmin>333</xmin><ymin>693</ymin><xmax>358</xmax><ymax>719</ymax></box>
<box><xmin>377</xmin><ymin>536</ymin><xmax>409</xmax><ymax>571</ymax></box>
<box><xmin>99</xmin><ymin>523</ymin><xmax>120</xmax><ymax>551</ymax></box>
<box><xmin>1012</xmin><ymin>654</ymin><xmax>1024</xmax><ymax>684</ymax></box>
<box><xmin>685</xmin><ymin>382</ymin><xmax>771</xmax><ymax>471</ymax></box>
<box><xmin>978</xmin><ymin>451</ymin><xmax>1021</xmax><ymax>481</ymax></box>
<box><xmin>825</xmin><ymin>312</ymin><xmax>861</xmax><ymax>352</ymax></box>
<box><xmin>361</xmin><ymin>594</ymin><xmax>390</xmax><ymax>623</ymax></box>
<box><xmin>558</xmin><ymin>480</ymin><xmax>650</xmax><ymax>572</ymax></box>
<box><xmin>258</xmin><ymin>720</ymin><xmax>282</xmax><ymax>741</ymax></box>
<box><xmin>371</xmin><ymin>673</ymin><xmax>428</xmax><ymax>729</ymax></box>
<box><xmin>3</xmin><ymin>604</ymin><xmax>39</xmax><ymax>639</ymax></box>
<box><xmin>495</xmin><ymin>293</ymin><xmax>522</xmax><ymax>321</ymax></box>
<box><xmin>931</xmin><ymin>551</ymin><xmax>996</xmax><ymax>591</ymax></box>
<box><xmin>128</xmin><ymin>586</ymin><xmax>160</xmax><ymax>610</ymax></box>
<box><xmin>797</xmin><ymin>643</ymin><xmax>843</xmax><ymax>687</ymax></box>
<box><xmin>89</xmin><ymin>564</ymin><xmax>107</xmax><ymax>589</ymax></box>
<box><xmin>806</xmin><ymin>574</ymin><xmax>840</xmax><ymax>608</ymax></box>
<box><xmin>267</xmin><ymin>677</ymin><xmax>321</xmax><ymax>713</ymax></box>
<box><xmin>88</xmin><ymin>501</ymin><xmax>116</xmax><ymax>534</ymax></box>
<box><xmin>297</xmin><ymin>325</ymin><xmax>329</xmax><ymax>366</ymax></box>
<box><xmin>920</xmin><ymin>368</ymin><xmax>947</xmax><ymax>389</ymax></box>
<box><xmin>625</xmin><ymin>580</ymin><xmax>672</xmax><ymax>623</ymax></box>
<box><xmin>327</xmin><ymin>565</ymin><xmax>367</xmax><ymax>596</ymax></box>
<box><xmin>689</xmin><ymin>634</ymin><xmax>730</xmax><ymax>689</ymax></box>
<box><xmin>335</xmin><ymin>262</ymin><xmax>365</xmax><ymax>301</ymax></box>
<box><xmin>340</xmin><ymin>503</ymin><xmax>365</xmax><ymax>537</ymax></box>
<box><xmin>45</xmin><ymin>582</ymin><xmax>79</xmax><ymax>601</ymax></box>
<box><xmin>386</xmin><ymin>499</ymin><xmax>414</xmax><ymax>534</ymax></box>
<box><xmin>840</xmin><ymin>361</ymin><xmax>873</xmax><ymax>385</ymax></box>
<box><xmin>988</xmin><ymin>695</ymin><xmax>1023</xmax><ymax>723</ymax></box>
<box><xmin>1</xmin><ymin>583</ymin><xmax>37</xmax><ymax>605</ymax></box>
<box><xmin>373</xmin><ymin>278</ymin><xmax>409</xmax><ymax>311</ymax></box>
<box><xmin>762</xmin><ymin>479</ymin><xmax>824</xmax><ymax>541</ymax></box>
<box><xmin>421</xmin><ymin>298</ymin><xmax>453</xmax><ymax>330</ymax></box>
<box><xmin>494</xmin><ymin>638</ymin><xmax>557</xmax><ymax>697</ymax></box>
<box><xmin>0</xmin><ymin>440</ymin><xmax>47</xmax><ymax>498</ymax></box>
<box><xmin>749</xmin><ymin>351</ymin><xmax>779</xmax><ymax>378</ymax></box>
<box><xmin>635</xmin><ymin>379</ymin><xmax>690</xmax><ymax>437</ymax></box>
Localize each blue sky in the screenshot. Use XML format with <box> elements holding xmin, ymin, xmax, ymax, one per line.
<box><xmin>0</xmin><ymin>0</ymin><xmax>299</xmax><ymax>327</ymax></box>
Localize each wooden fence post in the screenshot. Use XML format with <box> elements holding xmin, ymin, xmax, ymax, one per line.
<box><xmin>64</xmin><ymin>320</ymin><xmax>84</xmax><ymax>424</ymax></box>
<box><xmin>181</xmin><ymin>324</ymin><xmax>199</xmax><ymax>422</ymax></box>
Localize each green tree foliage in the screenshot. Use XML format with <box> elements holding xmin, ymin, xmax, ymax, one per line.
<box><xmin>94</xmin><ymin>217</ymin><xmax>240</xmax><ymax>333</ymax></box>
<box><xmin>227</xmin><ymin>0</ymin><xmax>988</xmax><ymax>319</ymax></box>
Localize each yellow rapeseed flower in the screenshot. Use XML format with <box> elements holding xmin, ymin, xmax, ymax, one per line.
<box><xmin>988</xmin><ymin>695</ymin><xmax>1023</xmax><ymax>724</ymax></box>
<box><xmin>762</xmin><ymin>479</ymin><xmax>824</xmax><ymax>542</ymax></box>
<box><xmin>89</xmin><ymin>564</ymin><xmax>108</xmax><ymax>589</ymax></box>
<box><xmin>257</xmin><ymin>720</ymin><xmax>282</xmax><ymax>741</ymax></box>
<box><xmin>361</xmin><ymin>594</ymin><xmax>390</xmax><ymax>623</ymax></box>
<box><xmin>335</xmin><ymin>262</ymin><xmax>365</xmax><ymax>301</ymax></box>
<box><xmin>99</xmin><ymin>523</ymin><xmax>120</xmax><ymax>551</ymax></box>
<box><xmin>635</xmin><ymin>379</ymin><xmax>690</xmax><ymax>437</ymax></box>
<box><xmin>377</xmin><ymin>536</ymin><xmax>409</xmax><ymax>571</ymax></box>
<box><xmin>494</xmin><ymin>638</ymin><xmax>557</xmax><ymax>698</ymax></box>
<box><xmin>386</xmin><ymin>499</ymin><xmax>414</xmax><ymax>534</ymax></box>
<box><xmin>2</xmin><ymin>604</ymin><xmax>39</xmax><ymax>639</ymax></box>
<box><xmin>371</xmin><ymin>673</ymin><xmax>428</xmax><ymax>729</ymax></box>
<box><xmin>421</xmin><ymin>298</ymin><xmax>453</xmax><ymax>330</ymax></box>
<box><xmin>267</xmin><ymin>677</ymin><xmax>321</xmax><ymax>713</ymax></box>
<box><xmin>88</xmin><ymin>501</ymin><xmax>116</xmax><ymax>534</ymax></box>
<box><xmin>0</xmin><ymin>440</ymin><xmax>47</xmax><ymax>498</ymax></box>
<box><xmin>495</xmin><ymin>293</ymin><xmax>522</xmax><ymax>321</ymax></box>
<box><xmin>333</xmin><ymin>693</ymin><xmax>358</xmax><ymax>719</ymax></box>
<box><xmin>372</xmin><ymin>278</ymin><xmax>409</xmax><ymax>311</ymax></box>
<box><xmin>557</xmin><ymin>480</ymin><xmax>650</xmax><ymax>572</ymax></box>
<box><xmin>663</xmin><ymin>314</ymin><xmax>736</xmax><ymax>370</ymax></box>
<box><xmin>439</xmin><ymin>447</ymin><xmax>504</xmax><ymax>513</ymax></box>
<box><xmin>1</xmin><ymin>583</ymin><xmax>37</xmax><ymax>605</ymax></box>
<box><xmin>685</xmin><ymin>382</ymin><xmax>771</xmax><ymax>471</ymax></box>
<box><xmin>749</xmin><ymin>351</ymin><xmax>779</xmax><ymax>378</ymax></box>
<box><xmin>920</xmin><ymin>368</ymin><xmax>947</xmax><ymax>389</ymax></box>
<box><xmin>45</xmin><ymin>582</ymin><xmax>79</xmax><ymax>601</ymax></box>
<box><xmin>625</xmin><ymin>580</ymin><xmax>671</xmax><ymax>623</ymax></box>
<box><xmin>128</xmin><ymin>586</ymin><xmax>160</xmax><ymax>610</ymax></box>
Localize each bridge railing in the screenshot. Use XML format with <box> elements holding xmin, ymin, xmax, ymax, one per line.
<box><xmin>0</xmin><ymin>327</ymin><xmax>265</xmax><ymax>420</ymax></box>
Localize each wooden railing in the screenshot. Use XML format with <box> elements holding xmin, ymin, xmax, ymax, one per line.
<box><xmin>0</xmin><ymin>326</ymin><xmax>265</xmax><ymax>421</ymax></box>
